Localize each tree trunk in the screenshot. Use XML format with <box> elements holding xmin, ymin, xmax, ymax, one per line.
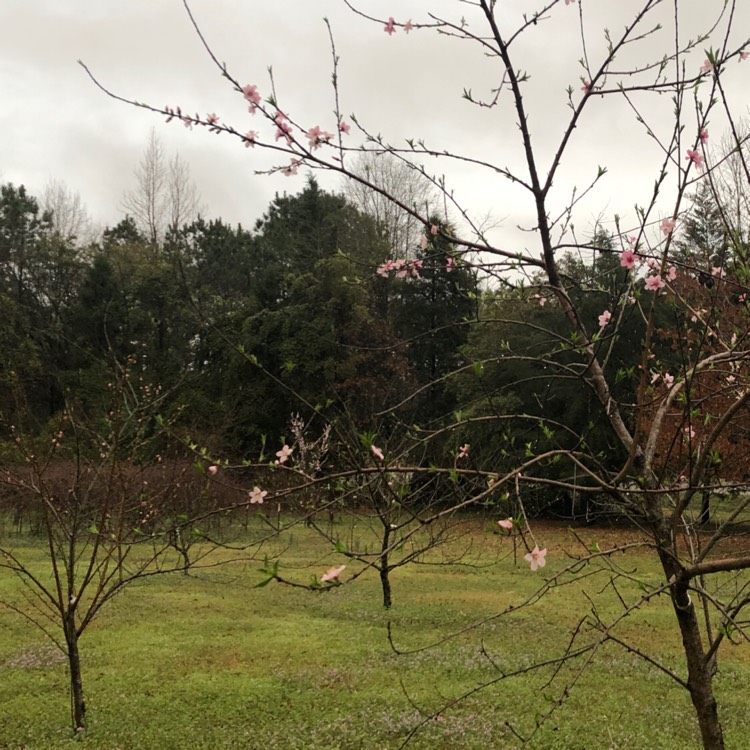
<box><xmin>64</xmin><ymin>613</ymin><xmax>86</xmax><ymax>732</ymax></box>
<box><xmin>649</xmin><ymin>514</ymin><xmax>724</xmax><ymax>750</ymax></box>
<box><xmin>699</xmin><ymin>491</ymin><xmax>711</xmax><ymax>525</ymax></box>
<box><xmin>673</xmin><ymin>593</ymin><xmax>724</xmax><ymax>749</ymax></box>
<box><xmin>379</xmin><ymin>524</ymin><xmax>392</xmax><ymax>609</ymax></box>
<box><xmin>657</xmin><ymin>542</ymin><xmax>725</xmax><ymax>750</ymax></box>
<box><xmin>379</xmin><ymin>564</ymin><xmax>392</xmax><ymax>609</ymax></box>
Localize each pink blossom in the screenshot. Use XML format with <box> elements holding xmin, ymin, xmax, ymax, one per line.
<box><xmin>430</xmin><ymin>224</ymin><xmax>439</xmax><ymax>236</ymax></box>
<box><xmin>275</xmin><ymin>445</ymin><xmax>293</xmax><ymax>464</ymax></box>
<box><xmin>208</xmin><ymin>465</ymin><xmax>218</xmax><ymax>475</ymax></box>
<box><xmin>384</xmin><ymin>17</ymin><xmax>397</xmax><ymax>35</ymax></box>
<box><xmin>660</xmin><ymin>218</ymin><xmax>676</xmax><ymax>235</ymax></box>
<box><xmin>524</xmin><ymin>546</ymin><xmax>547</xmax><ymax>571</ymax></box>
<box><xmin>647</xmin><ymin>257</ymin><xmax>660</xmax><ymax>271</ymax></box>
<box><xmin>565</xmin><ymin>0</ymin><xmax>575</xmax><ymax>5</ymax></box>
<box><xmin>321</xmin><ymin>565</ymin><xmax>346</xmax><ymax>583</ymax></box>
<box><xmin>711</xmin><ymin>266</ymin><xmax>726</xmax><ymax>278</ymax></box>
<box><xmin>305</xmin><ymin>125</ymin><xmax>334</xmax><ymax>150</ymax></box>
<box><xmin>275</xmin><ymin>122</ymin><xmax>293</xmax><ymax>143</ymax></box>
<box><xmin>306</xmin><ymin>125</ymin><xmax>323</xmax><ymax>148</ymax></box>
<box><xmin>581</xmin><ymin>80</ymin><xmax>591</xmax><ymax>93</ymax></box>
<box><xmin>383</xmin><ymin>258</ymin><xmax>424</xmax><ymax>280</ymax></box>
<box><xmin>403</xmin><ymin>19</ymin><xmax>414</xmax><ymax>33</ymax></box>
<box><xmin>740</xmin><ymin>293</ymin><xmax>747</xmax><ymax>303</ymax></box>
<box><xmin>244</xmin><ymin>130</ymin><xmax>259</xmax><ymax>148</ymax></box>
<box><xmin>497</xmin><ymin>518</ymin><xmax>513</xmax><ymax>530</ymax></box>
<box><xmin>446</xmin><ymin>257</ymin><xmax>454</xmax><ymax>273</ymax></box>
<box><xmin>242</xmin><ymin>84</ymin><xmax>261</xmax><ymax>104</ymax></box>
<box><xmin>371</xmin><ymin>445</ymin><xmax>384</xmax><ymax>461</ymax></box>
<box><xmin>727</xmin><ymin>375</ymin><xmax>737</xmax><ymax>384</ymax></box>
<box><xmin>241</xmin><ymin>84</ymin><xmax>261</xmax><ymax>114</ymax></box>
<box><xmin>377</xmin><ymin>260</ymin><xmax>394</xmax><ymax>277</ymax></box>
<box><xmin>740</xmin><ymin>50</ymin><xmax>750</xmax><ymax>62</ymax></box>
<box><xmin>663</xmin><ymin>373</ymin><xmax>675</xmax><ymax>387</ymax></box>
<box><xmin>182</xmin><ymin>117</ymin><xmax>193</xmax><ymax>130</ymax></box>
<box><xmin>700</xmin><ymin>128</ymin><xmax>709</xmax><ymax>145</ymax></box>
<box><xmin>282</xmin><ymin>159</ymin><xmax>301</xmax><ymax>177</ymax></box>
<box><xmin>645</xmin><ymin>274</ymin><xmax>666</xmax><ymax>292</ymax></box>
<box><xmin>700</xmin><ymin>59</ymin><xmax>713</xmax><ymax>75</ymax></box>
<box><xmin>598</xmin><ymin>310</ymin><xmax>612</xmax><ymax>328</ymax></box>
<box><xmin>686</xmin><ymin>149</ymin><xmax>704</xmax><ymax>168</ymax></box>
<box><xmin>458</xmin><ymin>444</ymin><xmax>469</xmax><ymax>459</ymax></box>
<box><xmin>339</xmin><ymin>120</ymin><xmax>351</xmax><ymax>134</ymax></box>
<box><xmin>206</xmin><ymin>113</ymin><xmax>220</xmax><ymax>126</ymax></box>
<box><xmin>667</xmin><ymin>266</ymin><xmax>678</xmax><ymax>282</ymax></box>
<box><xmin>248</xmin><ymin>486</ymin><xmax>267</xmax><ymax>504</ymax></box>
<box><xmin>420</xmin><ymin>234</ymin><xmax>429</xmax><ymax>250</ymax></box>
<box><xmin>534</xmin><ymin>294</ymin><xmax>547</xmax><ymax>307</ymax></box>
<box><xmin>651</xmin><ymin>371</ymin><xmax>661</xmax><ymax>385</ymax></box>
<box><xmin>620</xmin><ymin>249</ymin><xmax>636</xmax><ymax>269</ymax></box>
<box><xmin>685</xmin><ymin>426</ymin><xmax>696</xmax><ymax>440</ymax></box>
<box><xmin>274</xmin><ymin>111</ymin><xmax>293</xmax><ymax>143</ymax></box>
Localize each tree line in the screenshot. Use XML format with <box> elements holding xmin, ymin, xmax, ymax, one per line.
<box><xmin>2</xmin><ymin>163</ymin><xmax>747</xmax><ymax>523</ymax></box>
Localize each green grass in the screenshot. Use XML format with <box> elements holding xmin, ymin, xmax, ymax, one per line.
<box><xmin>1</xmin><ymin>520</ymin><xmax>749</xmax><ymax>749</ymax></box>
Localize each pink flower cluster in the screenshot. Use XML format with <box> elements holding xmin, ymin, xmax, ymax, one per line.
<box><xmin>241</xmin><ymin>84</ymin><xmax>261</xmax><ymax>114</ymax></box>
<box><xmin>686</xmin><ymin>149</ymin><xmax>704</xmax><ymax>168</ymax></box>
<box><xmin>274</xmin><ymin>111</ymin><xmax>292</xmax><ymax>144</ymax></box>
<box><xmin>168</xmin><ymin>82</ymin><xmax>356</xmax><ymax>177</ymax></box>
<box><xmin>282</xmin><ymin>159</ymin><xmax>301</xmax><ymax>177</ymax></box>
<box><xmin>306</xmin><ymin>125</ymin><xmax>334</xmax><ymax>150</ymax></box>
<box><xmin>384</xmin><ymin>17</ymin><xmax>414</xmax><ymax>34</ymax></box>
<box><xmin>377</xmin><ymin>258</ymin><xmax>423</xmax><ymax>279</ymax></box>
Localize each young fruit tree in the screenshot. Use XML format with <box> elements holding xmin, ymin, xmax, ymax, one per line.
<box><xmin>0</xmin><ymin>358</ymin><xmax>248</xmax><ymax>732</ymax></box>
<box><xmin>81</xmin><ymin>1</ymin><xmax>750</xmax><ymax>747</ymax></box>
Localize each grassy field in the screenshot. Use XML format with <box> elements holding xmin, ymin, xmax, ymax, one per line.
<box><xmin>1</xmin><ymin>518</ymin><xmax>749</xmax><ymax>750</ymax></box>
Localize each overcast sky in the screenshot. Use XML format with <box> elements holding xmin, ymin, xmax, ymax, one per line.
<box><xmin>1</xmin><ymin>1</ymin><xmax>749</xmax><ymax>251</ymax></box>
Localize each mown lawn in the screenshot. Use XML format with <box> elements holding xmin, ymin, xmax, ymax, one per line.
<box><xmin>1</xmin><ymin>519</ymin><xmax>749</xmax><ymax>749</ymax></box>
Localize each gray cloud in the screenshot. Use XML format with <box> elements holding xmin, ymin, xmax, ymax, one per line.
<box><xmin>1</xmin><ymin>1</ymin><xmax>748</xmax><ymax>250</ymax></box>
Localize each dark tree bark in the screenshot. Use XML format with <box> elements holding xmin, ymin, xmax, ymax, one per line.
<box><xmin>64</xmin><ymin>611</ymin><xmax>86</xmax><ymax>732</ymax></box>
<box><xmin>379</xmin><ymin>524</ymin><xmax>392</xmax><ymax>609</ymax></box>
<box><xmin>654</xmin><ymin>529</ymin><xmax>725</xmax><ymax>750</ymax></box>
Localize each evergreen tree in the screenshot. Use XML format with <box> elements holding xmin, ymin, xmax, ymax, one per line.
<box><xmin>388</xmin><ymin>219</ymin><xmax>479</xmax><ymax>426</ymax></box>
